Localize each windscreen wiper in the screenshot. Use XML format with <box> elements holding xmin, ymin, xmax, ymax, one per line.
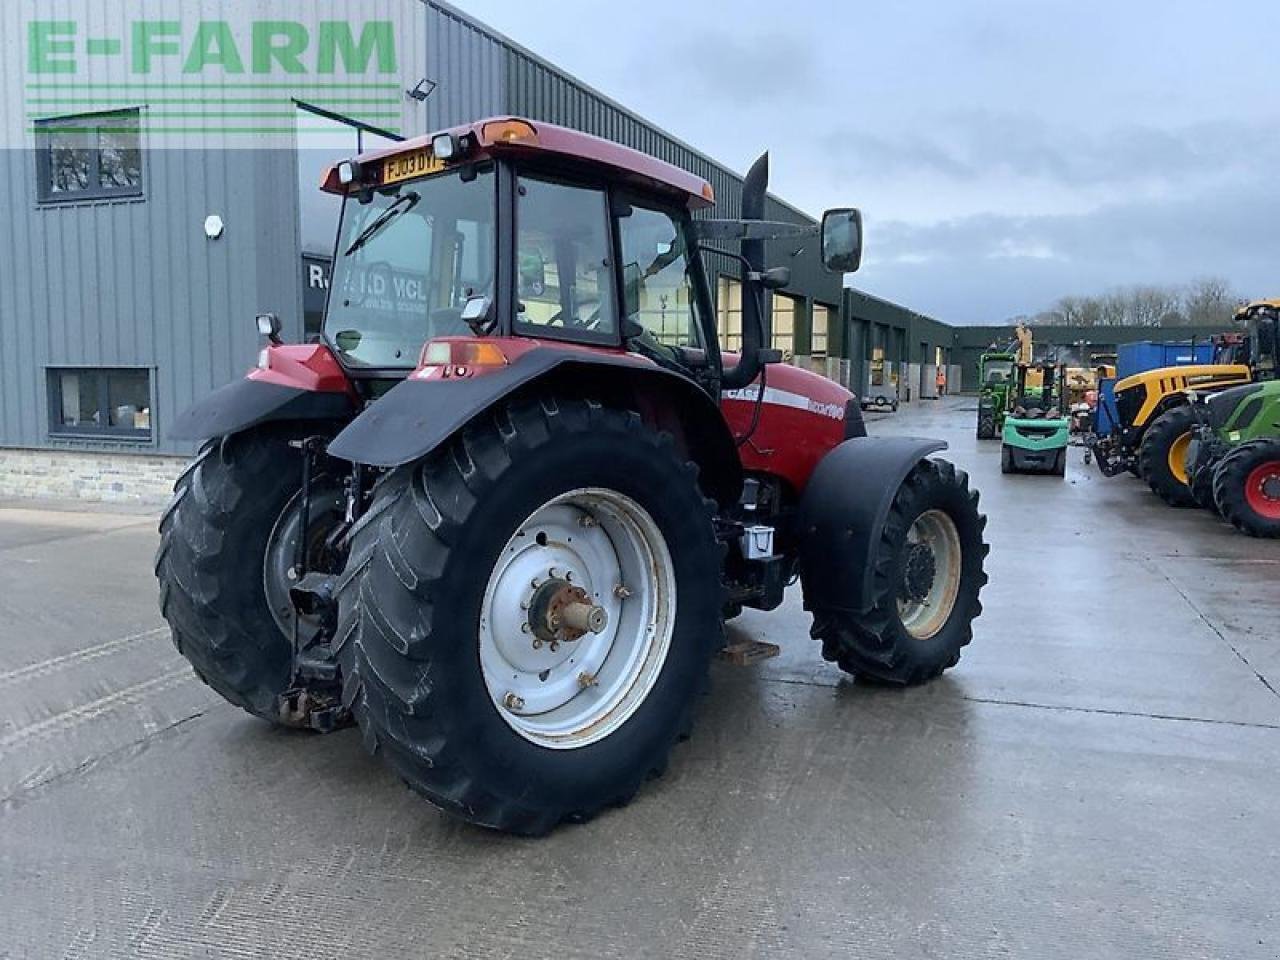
<box><xmin>344</xmin><ymin>191</ymin><xmax>419</xmax><ymax>257</ymax></box>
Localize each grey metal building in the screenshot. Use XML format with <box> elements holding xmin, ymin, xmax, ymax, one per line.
<box><xmin>0</xmin><ymin>0</ymin><xmax>847</xmax><ymax>500</ymax></box>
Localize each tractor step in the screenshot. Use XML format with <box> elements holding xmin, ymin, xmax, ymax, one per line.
<box><xmin>717</xmin><ymin>639</ymin><xmax>781</xmax><ymax>666</ymax></box>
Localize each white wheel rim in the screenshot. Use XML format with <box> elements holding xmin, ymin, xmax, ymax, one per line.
<box><xmin>479</xmin><ymin>487</ymin><xmax>676</xmax><ymax>750</ymax></box>
<box><xmin>897</xmin><ymin>509</ymin><xmax>962</xmax><ymax>640</ymax></box>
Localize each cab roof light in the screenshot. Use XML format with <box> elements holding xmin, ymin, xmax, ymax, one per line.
<box><xmin>431</xmin><ymin>132</ymin><xmax>463</xmax><ymax>161</ymax></box>
<box><xmin>337</xmin><ymin>160</ymin><xmax>359</xmax><ymax>186</ymax></box>
<box><xmin>481</xmin><ymin>119</ymin><xmax>539</xmax><ymax>146</ymax></box>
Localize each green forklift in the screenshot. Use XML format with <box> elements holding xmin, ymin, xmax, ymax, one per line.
<box><xmin>1185</xmin><ymin>377</ymin><xmax>1280</xmax><ymax>537</ymax></box>
<box><xmin>1001</xmin><ymin>361</ymin><xmax>1071</xmax><ymax>476</ymax></box>
<box><xmin>976</xmin><ymin>351</ymin><xmax>1017</xmax><ymax>438</ymax></box>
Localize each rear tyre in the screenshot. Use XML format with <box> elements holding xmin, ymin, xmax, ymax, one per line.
<box><xmin>1212</xmin><ymin>440</ymin><xmax>1280</xmax><ymax>538</ymax></box>
<box><xmin>155</xmin><ymin>427</ymin><xmax>344</xmax><ymax>724</ymax></box>
<box><xmin>1000</xmin><ymin>446</ymin><xmax>1014</xmax><ymax>474</ymax></box>
<box><xmin>977</xmin><ymin>408</ymin><xmax>996</xmax><ymax>439</ymax></box>
<box><xmin>1138</xmin><ymin>406</ymin><xmax>1197</xmax><ymax>507</ymax></box>
<box><xmin>811</xmin><ymin>459</ymin><xmax>988</xmax><ymax>685</ymax></box>
<box><xmin>334</xmin><ymin>398</ymin><xmax>723</xmax><ymax>835</ymax></box>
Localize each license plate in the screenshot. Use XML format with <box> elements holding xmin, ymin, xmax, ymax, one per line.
<box><xmin>382</xmin><ymin>149</ymin><xmax>444</xmax><ymax>185</ymax></box>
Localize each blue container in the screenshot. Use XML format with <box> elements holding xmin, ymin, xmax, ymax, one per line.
<box><xmin>1095</xmin><ymin>378</ymin><xmax>1118</xmax><ymax>435</ymax></box>
<box><xmin>1116</xmin><ymin>341</ymin><xmax>1215</xmax><ymax>379</ymax></box>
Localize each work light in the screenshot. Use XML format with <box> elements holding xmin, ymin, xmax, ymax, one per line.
<box><xmin>431</xmin><ymin>133</ymin><xmax>458</xmax><ymax>160</ymax></box>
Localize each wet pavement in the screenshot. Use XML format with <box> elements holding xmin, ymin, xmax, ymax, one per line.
<box><xmin>1</xmin><ymin>396</ymin><xmax>1277</xmax><ymax>959</ymax></box>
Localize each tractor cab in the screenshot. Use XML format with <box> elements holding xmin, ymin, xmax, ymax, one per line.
<box><xmin>1233</xmin><ymin>299</ymin><xmax>1279</xmax><ymax>380</ymax></box>
<box><xmin>314</xmin><ymin>118</ymin><xmax>860</xmax><ymax>405</ymax></box>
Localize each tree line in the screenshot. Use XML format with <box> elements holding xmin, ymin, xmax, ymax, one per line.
<box><xmin>1011</xmin><ymin>278</ymin><xmax>1244</xmax><ymax>328</ymax></box>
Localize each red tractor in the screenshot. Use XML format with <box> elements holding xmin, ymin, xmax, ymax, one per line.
<box><xmin>157</xmin><ymin>118</ymin><xmax>988</xmax><ymax>834</ymax></box>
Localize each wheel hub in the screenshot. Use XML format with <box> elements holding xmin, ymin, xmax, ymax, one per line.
<box><xmin>900</xmin><ymin>542</ymin><xmax>937</xmax><ymax>603</ymax></box>
<box><xmin>1261</xmin><ymin>474</ymin><xmax>1280</xmax><ymax>501</ymax></box>
<box><xmin>527</xmin><ymin>578</ymin><xmax>608</xmax><ymax>651</ymax></box>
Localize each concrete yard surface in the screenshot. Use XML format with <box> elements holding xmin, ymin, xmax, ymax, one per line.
<box><xmin>1</xmin><ymin>396</ymin><xmax>1277</xmax><ymax>959</ymax></box>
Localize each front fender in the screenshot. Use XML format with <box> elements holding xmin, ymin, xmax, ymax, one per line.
<box><xmin>327</xmin><ymin>347</ymin><xmax>743</xmax><ymax>507</ymax></box>
<box><xmin>796</xmin><ymin>436</ymin><xmax>947</xmax><ymax>616</ymax></box>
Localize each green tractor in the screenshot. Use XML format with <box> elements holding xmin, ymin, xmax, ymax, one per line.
<box><xmin>1185</xmin><ymin>378</ymin><xmax>1280</xmax><ymax>537</ymax></box>
<box><xmin>976</xmin><ymin>351</ymin><xmax>1017</xmax><ymax>438</ymax></box>
<box><xmin>1001</xmin><ymin>362</ymin><xmax>1070</xmax><ymax>476</ymax></box>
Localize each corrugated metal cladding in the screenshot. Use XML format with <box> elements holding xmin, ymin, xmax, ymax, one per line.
<box><xmin>0</xmin><ymin>0</ymin><xmax>887</xmax><ymax>457</ymax></box>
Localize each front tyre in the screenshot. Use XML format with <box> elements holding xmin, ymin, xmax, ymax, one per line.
<box><xmin>1138</xmin><ymin>406</ymin><xmax>1196</xmax><ymax>507</ymax></box>
<box><xmin>334</xmin><ymin>398</ymin><xmax>723</xmax><ymax>835</ymax></box>
<box><xmin>812</xmin><ymin>459</ymin><xmax>987</xmax><ymax>685</ymax></box>
<box><xmin>1213</xmin><ymin>440</ymin><xmax>1280</xmax><ymax>538</ymax></box>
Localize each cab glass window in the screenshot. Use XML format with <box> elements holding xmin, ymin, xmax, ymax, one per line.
<box><xmin>616</xmin><ymin>204</ymin><xmax>704</xmax><ymax>352</ymax></box>
<box><xmin>516</xmin><ymin>178</ymin><xmax>617</xmax><ymax>339</ymax></box>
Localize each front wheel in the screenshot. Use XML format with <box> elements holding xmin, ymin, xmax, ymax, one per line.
<box><xmin>1138</xmin><ymin>406</ymin><xmax>1196</xmax><ymax>507</ymax></box>
<box><xmin>1213</xmin><ymin>440</ymin><xmax>1280</xmax><ymax>538</ymax></box>
<box><xmin>812</xmin><ymin>459</ymin><xmax>987</xmax><ymax>685</ymax></box>
<box><xmin>334</xmin><ymin>398</ymin><xmax>724</xmax><ymax>835</ymax></box>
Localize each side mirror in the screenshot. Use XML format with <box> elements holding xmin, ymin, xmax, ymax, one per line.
<box><xmin>821</xmin><ymin>208</ymin><xmax>863</xmax><ymax>273</ymax></box>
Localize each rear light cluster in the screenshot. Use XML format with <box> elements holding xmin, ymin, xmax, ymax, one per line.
<box><xmin>416</xmin><ymin>339</ymin><xmax>509</xmax><ymax>380</ymax></box>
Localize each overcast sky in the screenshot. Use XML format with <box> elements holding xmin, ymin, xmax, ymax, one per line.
<box><xmin>459</xmin><ymin>0</ymin><xmax>1279</xmax><ymax>324</ymax></box>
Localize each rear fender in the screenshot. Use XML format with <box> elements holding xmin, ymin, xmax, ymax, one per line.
<box><xmin>169</xmin><ymin>344</ymin><xmax>355</xmax><ymax>441</ymax></box>
<box><xmin>796</xmin><ymin>436</ymin><xmax>947</xmax><ymax>616</ymax></box>
<box><xmin>326</xmin><ymin>346</ymin><xmax>743</xmax><ymax>507</ymax></box>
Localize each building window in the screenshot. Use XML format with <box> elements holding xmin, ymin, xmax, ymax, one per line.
<box><xmin>771</xmin><ymin>292</ymin><xmax>800</xmax><ymax>359</ymax></box>
<box><xmin>48</xmin><ymin>368</ymin><xmax>152</xmax><ymax>439</ymax></box>
<box><xmin>35</xmin><ymin>110</ymin><xmax>143</xmax><ymax>203</ymax></box>
<box><xmin>812</xmin><ymin>303</ymin><xmax>834</xmax><ymax>358</ymax></box>
<box><xmin>717</xmin><ymin>275</ymin><xmax>743</xmax><ymax>352</ymax></box>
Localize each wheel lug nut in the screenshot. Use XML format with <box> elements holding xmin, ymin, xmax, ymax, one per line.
<box><xmin>549</xmin><ymin>567</ymin><xmax>560</xmax><ymax>579</ymax></box>
<box><xmin>502</xmin><ymin>692</ymin><xmax>525</xmax><ymax>712</ymax></box>
<box><xmin>521</xmin><ymin>622</ymin><xmax>532</xmax><ymax>633</ymax></box>
<box><xmin>578</xmin><ymin>515</ymin><xmax>596</xmax><ymax>528</ymax></box>
<box><xmin>578</xmin><ymin>671</ymin><xmax>598</xmax><ymax>689</ymax></box>
<box><xmin>613</xmin><ymin>584</ymin><xmax>631</xmax><ymax>599</ymax></box>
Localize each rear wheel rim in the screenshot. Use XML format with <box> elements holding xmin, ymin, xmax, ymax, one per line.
<box><xmin>1244</xmin><ymin>461</ymin><xmax>1280</xmax><ymax>520</ymax></box>
<box><xmin>897</xmin><ymin>509</ymin><xmax>963</xmax><ymax>640</ymax></box>
<box><xmin>263</xmin><ymin>486</ymin><xmax>345</xmax><ymax>642</ymax></box>
<box><xmin>1168</xmin><ymin>431</ymin><xmax>1192</xmax><ymax>485</ymax></box>
<box><xmin>479</xmin><ymin>487</ymin><xmax>676</xmax><ymax>750</ymax></box>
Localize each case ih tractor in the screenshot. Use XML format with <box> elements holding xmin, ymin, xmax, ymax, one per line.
<box><xmin>156</xmin><ymin>118</ymin><xmax>988</xmax><ymax>834</ymax></box>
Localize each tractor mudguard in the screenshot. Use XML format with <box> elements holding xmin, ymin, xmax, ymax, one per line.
<box><xmin>168</xmin><ymin>378</ymin><xmax>354</xmax><ymax>441</ymax></box>
<box><xmin>169</xmin><ymin>345</ymin><xmax>355</xmax><ymax>442</ymax></box>
<box><xmin>326</xmin><ymin>346</ymin><xmax>743</xmax><ymax>507</ymax></box>
<box><xmin>796</xmin><ymin>436</ymin><xmax>947</xmax><ymax>616</ymax></box>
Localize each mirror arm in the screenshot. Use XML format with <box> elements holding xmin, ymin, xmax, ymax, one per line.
<box><xmin>692</xmin><ymin>219</ymin><xmax>819</xmax><ymax>243</ymax></box>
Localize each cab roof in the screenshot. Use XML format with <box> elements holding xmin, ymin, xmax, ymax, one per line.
<box><xmin>321</xmin><ymin>116</ymin><xmax>716</xmax><ymax>209</ymax></box>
